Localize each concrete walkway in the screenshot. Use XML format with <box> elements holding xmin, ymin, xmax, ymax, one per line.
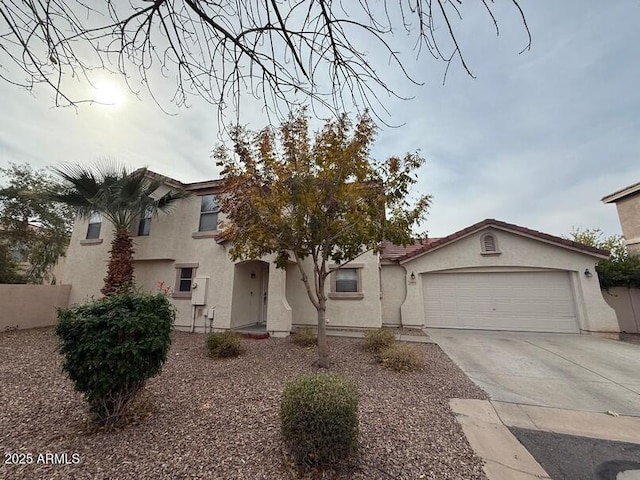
<box><xmin>325</xmin><ymin>328</ymin><xmax>433</xmax><ymax>343</ymax></box>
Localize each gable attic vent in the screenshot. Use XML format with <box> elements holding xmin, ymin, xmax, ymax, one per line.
<box><xmin>480</xmin><ymin>233</ymin><xmax>500</xmax><ymax>255</ymax></box>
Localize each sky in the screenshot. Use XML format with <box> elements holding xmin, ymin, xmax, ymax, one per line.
<box><xmin>0</xmin><ymin>1</ymin><xmax>638</xmax><ymax>240</ymax></box>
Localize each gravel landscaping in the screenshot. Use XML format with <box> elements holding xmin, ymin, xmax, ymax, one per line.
<box><xmin>0</xmin><ymin>328</ymin><xmax>488</xmax><ymax>479</ymax></box>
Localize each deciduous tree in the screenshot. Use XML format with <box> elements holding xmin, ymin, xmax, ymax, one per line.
<box><xmin>215</xmin><ymin>110</ymin><xmax>430</xmax><ymax>368</ymax></box>
<box><xmin>568</xmin><ymin>227</ymin><xmax>640</xmax><ymax>289</ymax></box>
<box><xmin>0</xmin><ymin>163</ymin><xmax>74</xmax><ymax>283</ymax></box>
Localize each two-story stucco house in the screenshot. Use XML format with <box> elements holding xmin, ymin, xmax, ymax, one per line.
<box><xmin>59</xmin><ymin>171</ymin><xmax>619</xmax><ymax>335</ymax></box>
<box><xmin>602</xmin><ymin>181</ymin><xmax>640</xmax><ymax>255</ymax></box>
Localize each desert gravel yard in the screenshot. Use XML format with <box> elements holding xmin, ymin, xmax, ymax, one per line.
<box><xmin>0</xmin><ymin>328</ymin><xmax>488</xmax><ymax>480</ymax></box>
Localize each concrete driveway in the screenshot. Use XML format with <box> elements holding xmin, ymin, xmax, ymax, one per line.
<box><xmin>427</xmin><ymin>329</ymin><xmax>640</xmax><ymax>416</ymax></box>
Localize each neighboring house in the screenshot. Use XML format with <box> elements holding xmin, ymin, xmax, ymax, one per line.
<box><xmin>59</xmin><ymin>171</ymin><xmax>619</xmax><ymax>335</ymax></box>
<box><xmin>602</xmin><ymin>181</ymin><xmax>640</xmax><ymax>255</ymax></box>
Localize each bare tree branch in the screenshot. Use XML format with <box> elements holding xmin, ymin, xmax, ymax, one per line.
<box><xmin>0</xmin><ymin>0</ymin><xmax>531</xmax><ymax>121</ymax></box>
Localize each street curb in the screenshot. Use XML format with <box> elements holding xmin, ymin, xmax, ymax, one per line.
<box><xmin>450</xmin><ymin>399</ymin><xmax>551</xmax><ymax>480</ymax></box>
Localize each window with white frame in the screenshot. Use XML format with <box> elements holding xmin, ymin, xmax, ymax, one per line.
<box><xmin>198</xmin><ymin>195</ymin><xmax>220</xmax><ymax>232</ymax></box>
<box><xmin>86</xmin><ymin>212</ymin><xmax>101</xmax><ymax>239</ymax></box>
<box><xmin>137</xmin><ymin>207</ymin><xmax>153</xmax><ymax>236</ymax></box>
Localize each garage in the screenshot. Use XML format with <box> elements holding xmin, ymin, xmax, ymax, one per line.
<box><xmin>423</xmin><ymin>270</ymin><xmax>580</xmax><ymax>333</ymax></box>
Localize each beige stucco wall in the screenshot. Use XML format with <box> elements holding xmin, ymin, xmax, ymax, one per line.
<box><xmin>602</xmin><ymin>287</ymin><xmax>640</xmax><ymax>333</ymax></box>
<box><xmin>0</xmin><ymin>284</ymin><xmax>71</xmax><ymax>330</ymax></box>
<box><xmin>60</xmin><ymin>214</ymin><xmax>113</xmax><ymax>304</ymax></box>
<box><xmin>59</xmin><ymin>195</ymin><xmax>293</xmax><ymax>335</ymax></box>
<box><xmin>615</xmin><ymin>195</ymin><xmax>640</xmax><ymax>254</ymax></box>
<box><xmin>380</xmin><ymin>264</ymin><xmax>406</xmax><ymax>326</ymax></box>
<box><xmin>398</xmin><ymin>228</ymin><xmax>618</xmax><ymax>333</ymax></box>
<box><xmin>286</xmin><ymin>252</ymin><xmax>383</xmax><ymax>329</ymax></box>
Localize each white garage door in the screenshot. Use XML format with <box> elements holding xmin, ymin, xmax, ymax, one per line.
<box><xmin>423</xmin><ymin>271</ymin><xmax>579</xmax><ymax>333</ymax></box>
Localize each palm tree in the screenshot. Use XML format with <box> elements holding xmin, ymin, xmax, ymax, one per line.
<box><xmin>48</xmin><ymin>162</ymin><xmax>190</xmax><ymax>296</ymax></box>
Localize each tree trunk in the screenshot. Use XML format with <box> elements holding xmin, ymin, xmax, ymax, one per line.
<box><xmin>317</xmin><ymin>297</ymin><xmax>329</xmax><ymax>368</ymax></box>
<box><xmin>102</xmin><ymin>228</ymin><xmax>135</xmax><ymax>296</ymax></box>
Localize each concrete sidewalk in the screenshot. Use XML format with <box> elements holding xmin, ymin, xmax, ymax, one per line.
<box><xmin>451</xmin><ymin>399</ymin><xmax>640</xmax><ymax>480</ymax></box>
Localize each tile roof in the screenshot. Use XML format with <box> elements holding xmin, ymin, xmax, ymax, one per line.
<box><xmin>143</xmin><ymin>169</ymin><xmax>223</xmax><ymax>191</ymax></box>
<box><xmin>601</xmin><ymin>180</ymin><xmax>640</xmax><ymax>203</ymax></box>
<box><xmin>382</xmin><ymin>218</ymin><xmax>609</xmax><ymax>263</ymax></box>
<box><xmin>380</xmin><ymin>239</ymin><xmax>441</xmax><ymax>261</ymax></box>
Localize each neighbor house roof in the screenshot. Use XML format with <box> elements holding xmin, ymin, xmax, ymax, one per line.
<box><xmin>143</xmin><ymin>169</ymin><xmax>223</xmax><ymax>191</ymax></box>
<box><xmin>382</xmin><ymin>218</ymin><xmax>609</xmax><ymax>263</ymax></box>
<box><xmin>601</xmin><ymin>181</ymin><xmax>640</xmax><ymax>204</ymax></box>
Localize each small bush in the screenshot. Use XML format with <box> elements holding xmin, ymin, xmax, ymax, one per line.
<box><xmin>280</xmin><ymin>374</ymin><xmax>359</xmax><ymax>466</ymax></box>
<box><xmin>56</xmin><ymin>291</ymin><xmax>175</xmax><ymax>426</ymax></box>
<box><xmin>206</xmin><ymin>331</ymin><xmax>244</xmax><ymax>358</ymax></box>
<box><xmin>363</xmin><ymin>328</ymin><xmax>396</xmax><ymax>354</ymax></box>
<box><xmin>291</xmin><ymin>327</ymin><xmax>317</xmax><ymax>347</ymax></box>
<box><xmin>379</xmin><ymin>343</ymin><xmax>425</xmax><ymax>372</ymax></box>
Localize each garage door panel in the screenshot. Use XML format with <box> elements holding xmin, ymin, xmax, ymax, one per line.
<box><xmin>423</xmin><ymin>271</ymin><xmax>579</xmax><ymax>333</ymax></box>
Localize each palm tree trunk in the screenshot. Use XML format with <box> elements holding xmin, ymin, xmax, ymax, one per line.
<box><xmin>101</xmin><ymin>228</ymin><xmax>135</xmax><ymax>296</ymax></box>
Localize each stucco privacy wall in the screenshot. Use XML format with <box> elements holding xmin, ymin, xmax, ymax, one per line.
<box><xmin>286</xmin><ymin>252</ymin><xmax>383</xmax><ymax>329</ymax></box>
<box><xmin>602</xmin><ymin>287</ymin><xmax>640</xmax><ymax>333</ymax></box>
<box><xmin>0</xmin><ymin>284</ymin><xmax>71</xmax><ymax>330</ymax></box>
<box><xmin>397</xmin><ymin>228</ymin><xmax>618</xmax><ymax>332</ymax></box>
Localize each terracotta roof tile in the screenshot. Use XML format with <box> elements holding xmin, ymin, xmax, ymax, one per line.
<box><xmin>380</xmin><ymin>239</ymin><xmax>441</xmax><ymax>260</ymax></box>
<box><xmin>384</xmin><ymin>218</ymin><xmax>609</xmax><ymax>263</ymax></box>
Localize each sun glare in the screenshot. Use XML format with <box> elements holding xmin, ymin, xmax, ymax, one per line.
<box><xmin>93</xmin><ymin>79</ymin><xmax>124</xmax><ymax>107</ymax></box>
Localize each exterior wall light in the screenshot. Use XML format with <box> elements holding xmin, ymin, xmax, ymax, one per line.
<box><xmin>410</xmin><ymin>272</ymin><xmax>416</xmax><ymax>281</ymax></box>
<box><xmin>584</xmin><ymin>268</ymin><xmax>593</xmax><ymax>278</ymax></box>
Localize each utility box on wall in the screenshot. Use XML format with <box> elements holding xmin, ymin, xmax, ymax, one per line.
<box><xmin>191</xmin><ymin>277</ymin><xmax>209</xmax><ymax>305</ymax></box>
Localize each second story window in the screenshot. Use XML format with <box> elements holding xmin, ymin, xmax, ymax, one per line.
<box><xmin>137</xmin><ymin>207</ymin><xmax>153</xmax><ymax>236</ymax></box>
<box><xmin>86</xmin><ymin>212</ymin><xmax>101</xmax><ymax>239</ymax></box>
<box><xmin>199</xmin><ymin>195</ymin><xmax>220</xmax><ymax>232</ymax></box>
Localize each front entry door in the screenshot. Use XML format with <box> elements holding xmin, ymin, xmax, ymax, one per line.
<box><xmin>260</xmin><ymin>267</ymin><xmax>269</xmax><ymax>324</ymax></box>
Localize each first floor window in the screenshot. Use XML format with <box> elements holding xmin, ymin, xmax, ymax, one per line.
<box><xmin>86</xmin><ymin>212</ymin><xmax>101</xmax><ymax>239</ymax></box>
<box><xmin>178</xmin><ymin>267</ymin><xmax>194</xmax><ymax>292</ymax></box>
<box><xmin>335</xmin><ymin>268</ymin><xmax>359</xmax><ymax>292</ymax></box>
<box><xmin>172</xmin><ymin>263</ymin><xmax>198</xmax><ymax>299</ymax></box>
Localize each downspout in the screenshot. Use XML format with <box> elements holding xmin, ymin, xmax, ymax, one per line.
<box><xmin>190</xmin><ymin>305</ymin><xmax>196</xmax><ymax>333</ymax></box>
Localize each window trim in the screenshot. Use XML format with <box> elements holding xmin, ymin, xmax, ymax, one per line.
<box><xmin>198</xmin><ymin>194</ymin><xmax>220</xmax><ymax>233</ymax></box>
<box><xmin>86</xmin><ymin>212</ymin><xmax>102</xmax><ymax>240</ymax></box>
<box><xmin>172</xmin><ymin>262</ymin><xmax>198</xmax><ymax>299</ymax></box>
<box><xmin>328</xmin><ymin>263</ymin><xmax>364</xmax><ymax>300</ymax></box>
<box><xmin>480</xmin><ymin>232</ymin><xmax>501</xmax><ymax>256</ymax></box>
<box><xmin>136</xmin><ymin>207</ymin><xmax>153</xmax><ymax>237</ymax></box>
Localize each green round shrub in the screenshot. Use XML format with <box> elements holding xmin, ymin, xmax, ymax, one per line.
<box><xmin>206</xmin><ymin>331</ymin><xmax>244</xmax><ymax>358</ymax></box>
<box><xmin>291</xmin><ymin>327</ymin><xmax>317</xmax><ymax>347</ymax></box>
<box><xmin>280</xmin><ymin>374</ymin><xmax>359</xmax><ymax>466</ymax></box>
<box><xmin>363</xmin><ymin>328</ymin><xmax>396</xmax><ymax>354</ymax></box>
<box><xmin>56</xmin><ymin>291</ymin><xmax>175</xmax><ymax>426</ymax></box>
<box><xmin>379</xmin><ymin>343</ymin><xmax>425</xmax><ymax>372</ymax></box>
